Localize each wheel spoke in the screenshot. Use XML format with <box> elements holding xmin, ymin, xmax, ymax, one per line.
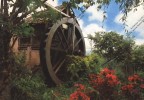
<box><xmin>51</xmin><ymin>39</ymin><xmax>65</xmax><ymax>65</ymax></box>
<box><xmin>72</xmin><ymin>25</ymin><xmax>75</xmax><ymax>51</ymax></box>
<box><xmin>74</xmin><ymin>38</ymin><xmax>82</xmax><ymax>49</ymax></box>
<box><xmin>67</xmin><ymin>25</ymin><xmax>72</xmax><ymax>43</ymax></box>
<box><xmin>54</xmin><ymin>59</ymin><xmax>65</xmax><ymax>74</ymax></box>
<box><xmin>67</xmin><ymin>25</ymin><xmax>77</xmax><ymax>52</ymax></box>
<box><xmin>57</xmin><ymin>31</ymin><xmax>66</xmax><ymax>49</ymax></box>
<box><xmin>60</xmin><ymin>26</ymin><xmax>69</xmax><ymax>48</ymax></box>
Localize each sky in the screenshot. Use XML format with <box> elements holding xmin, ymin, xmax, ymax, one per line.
<box><xmin>47</xmin><ymin>0</ymin><xmax>144</xmax><ymax>53</ymax></box>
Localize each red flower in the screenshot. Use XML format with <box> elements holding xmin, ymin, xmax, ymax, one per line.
<box><xmin>70</xmin><ymin>91</ymin><xmax>90</xmax><ymax>100</ymax></box>
<box><xmin>100</xmin><ymin>68</ymin><xmax>115</xmax><ymax>75</ymax></box>
<box><xmin>74</xmin><ymin>84</ymin><xmax>85</xmax><ymax>91</ymax></box>
<box><xmin>105</xmin><ymin>73</ymin><xmax>119</xmax><ymax>86</ymax></box>
<box><xmin>88</xmin><ymin>67</ymin><xmax>120</xmax><ymax>99</ymax></box>
<box><xmin>121</xmin><ymin>84</ymin><xmax>134</xmax><ymax>91</ymax></box>
<box><xmin>97</xmin><ymin>76</ymin><xmax>104</xmax><ymax>85</ymax></box>
<box><xmin>70</xmin><ymin>91</ymin><xmax>78</xmax><ymax>100</ymax></box>
<box><xmin>106</xmin><ymin>73</ymin><xmax>116</xmax><ymax>80</ymax></box>
<box><xmin>128</xmin><ymin>74</ymin><xmax>140</xmax><ymax>82</ymax></box>
<box><xmin>140</xmin><ymin>84</ymin><xmax>144</xmax><ymax>89</ymax></box>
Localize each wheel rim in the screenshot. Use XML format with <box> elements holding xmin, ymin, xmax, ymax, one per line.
<box><xmin>45</xmin><ymin>17</ymin><xmax>85</xmax><ymax>85</ymax></box>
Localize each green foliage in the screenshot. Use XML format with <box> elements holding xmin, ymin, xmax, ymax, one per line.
<box><xmin>98</xmin><ymin>0</ymin><xmax>143</xmax><ymax>14</ymax></box>
<box><xmin>13</xmin><ymin>52</ymin><xmax>26</xmax><ymax>65</ymax></box>
<box><xmin>11</xmin><ymin>68</ymin><xmax>74</xmax><ymax>100</ymax></box>
<box><xmin>65</xmin><ymin>55</ymin><xmax>86</xmax><ymax>80</ymax></box>
<box><xmin>11</xmin><ymin>54</ymin><xmax>82</xmax><ymax>100</ymax></box>
<box><xmin>62</xmin><ymin>0</ymin><xmax>95</xmax><ymax>13</ymax></box>
<box><xmin>63</xmin><ymin>0</ymin><xmax>143</xmax><ymax>16</ymax></box>
<box><xmin>132</xmin><ymin>44</ymin><xmax>144</xmax><ymax>71</ymax></box>
<box><xmin>11</xmin><ymin>55</ymin><xmax>49</xmax><ymax>100</ymax></box>
<box><xmin>64</xmin><ymin>0</ymin><xmax>143</xmax><ymax>13</ymax></box>
<box><xmin>28</xmin><ymin>0</ymin><xmax>44</xmax><ymax>9</ymax></box>
<box><xmin>65</xmin><ymin>54</ymin><xmax>106</xmax><ymax>80</ymax></box>
<box><xmin>136</xmin><ymin>71</ymin><xmax>144</xmax><ymax>79</ymax></box>
<box><xmin>11</xmin><ymin>52</ymin><xmax>32</xmax><ymax>79</ymax></box>
<box><xmin>87</xmin><ymin>31</ymin><xmax>144</xmax><ymax>75</ymax></box>
<box><xmin>114</xmin><ymin>65</ymin><xmax>126</xmax><ymax>82</ymax></box>
<box><xmin>32</xmin><ymin>7</ymin><xmax>62</xmax><ymax>23</ymax></box>
<box><xmin>88</xmin><ymin>31</ymin><xmax>134</xmax><ymax>62</ymax></box>
<box><xmin>42</xmin><ymin>84</ymin><xmax>75</xmax><ymax>100</ymax></box>
<box><xmin>11</xmin><ymin>73</ymin><xmax>47</xmax><ymax>100</ymax></box>
<box><xmin>13</xmin><ymin>23</ymin><xmax>34</xmax><ymax>37</ymax></box>
<box><xmin>88</xmin><ymin>31</ymin><xmax>144</xmax><ymax>75</ymax></box>
<box><xmin>84</xmin><ymin>53</ymin><xmax>106</xmax><ymax>73</ymax></box>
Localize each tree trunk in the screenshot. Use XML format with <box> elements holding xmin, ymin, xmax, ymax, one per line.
<box><xmin>0</xmin><ymin>28</ymin><xmax>12</xmax><ymax>93</ymax></box>
<box><xmin>0</xmin><ymin>29</ymin><xmax>12</xmax><ymax>69</ymax></box>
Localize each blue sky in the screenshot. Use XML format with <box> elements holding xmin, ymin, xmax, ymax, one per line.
<box><xmin>48</xmin><ymin>0</ymin><xmax>144</xmax><ymax>52</ymax></box>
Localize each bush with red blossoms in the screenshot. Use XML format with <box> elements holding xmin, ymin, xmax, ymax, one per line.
<box><xmin>88</xmin><ymin>68</ymin><xmax>120</xmax><ymax>100</ymax></box>
<box><xmin>121</xmin><ymin>74</ymin><xmax>144</xmax><ymax>100</ymax></box>
<box><xmin>69</xmin><ymin>84</ymin><xmax>90</xmax><ymax>100</ymax></box>
<box><xmin>69</xmin><ymin>68</ymin><xmax>144</xmax><ymax>100</ymax></box>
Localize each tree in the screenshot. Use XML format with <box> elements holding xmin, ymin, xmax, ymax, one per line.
<box><xmin>88</xmin><ymin>31</ymin><xmax>135</xmax><ymax>62</ymax></box>
<box><xmin>132</xmin><ymin>44</ymin><xmax>144</xmax><ymax>71</ymax></box>
<box><xmin>0</xmin><ymin>0</ymin><xmax>62</xmax><ymax>67</ymax></box>
<box><xmin>68</xmin><ymin>0</ymin><xmax>144</xmax><ymax>14</ymax></box>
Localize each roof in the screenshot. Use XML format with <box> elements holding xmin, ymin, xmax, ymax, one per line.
<box><xmin>25</xmin><ymin>5</ymin><xmax>70</xmax><ymax>24</ymax></box>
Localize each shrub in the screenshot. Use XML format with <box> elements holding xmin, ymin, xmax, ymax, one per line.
<box><xmin>65</xmin><ymin>55</ymin><xmax>86</xmax><ymax>80</ymax></box>
<box><xmin>66</xmin><ymin>54</ymin><xmax>106</xmax><ymax>81</ymax></box>
<box><xmin>11</xmin><ymin>52</ymin><xmax>31</xmax><ymax>79</ymax></box>
<box><xmin>84</xmin><ymin>53</ymin><xmax>106</xmax><ymax>73</ymax></box>
<box><xmin>69</xmin><ymin>84</ymin><xmax>90</xmax><ymax>100</ymax></box>
<box><xmin>121</xmin><ymin>74</ymin><xmax>144</xmax><ymax>100</ymax></box>
<box><xmin>11</xmin><ymin>72</ymin><xmax>47</xmax><ymax>100</ymax></box>
<box><xmin>88</xmin><ymin>68</ymin><xmax>120</xmax><ymax>100</ymax></box>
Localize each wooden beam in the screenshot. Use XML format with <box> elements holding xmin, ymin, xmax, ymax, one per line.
<box><xmin>44</xmin><ymin>3</ymin><xmax>70</xmax><ymax>18</ymax></box>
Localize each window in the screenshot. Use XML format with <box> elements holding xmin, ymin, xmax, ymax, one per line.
<box><xmin>18</xmin><ymin>36</ymin><xmax>40</xmax><ymax>50</ymax></box>
<box><xmin>18</xmin><ymin>23</ymin><xmax>45</xmax><ymax>50</ymax></box>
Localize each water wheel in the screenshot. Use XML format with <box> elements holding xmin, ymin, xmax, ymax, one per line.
<box><xmin>40</xmin><ymin>17</ymin><xmax>85</xmax><ymax>85</ymax></box>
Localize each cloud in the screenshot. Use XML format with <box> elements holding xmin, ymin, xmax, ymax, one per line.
<box><xmin>86</xmin><ymin>5</ymin><xmax>106</xmax><ymax>22</ymax></box>
<box><xmin>46</xmin><ymin>0</ymin><xmax>58</xmax><ymax>7</ymax></box>
<box><xmin>78</xmin><ymin>19</ymin><xmax>106</xmax><ymax>51</ymax></box>
<box><xmin>134</xmin><ymin>22</ymin><xmax>144</xmax><ymax>38</ymax></box>
<box><xmin>36</xmin><ymin>0</ymin><xmax>58</xmax><ymax>11</ymax></box>
<box><xmin>135</xmin><ymin>38</ymin><xmax>144</xmax><ymax>45</ymax></box>
<box><xmin>114</xmin><ymin>5</ymin><xmax>144</xmax><ymax>43</ymax></box>
<box><xmin>83</xmin><ymin>23</ymin><xmax>106</xmax><ymax>49</ymax></box>
<box><xmin>115</xmin><ymin>5</ymin><xmax>144</xmax><ymax>28</ymax></box>
<box><xmin>114</xmin><ymin>12</ymin><xmax>123</xmax><ymax>24</ymax></box>
<box><xmin>82</xmin><ymin>23</ymin><xmax>106</xmax><ymax>37</ymax></box>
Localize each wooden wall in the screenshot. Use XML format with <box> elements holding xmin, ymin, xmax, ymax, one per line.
<box><xmin>10</xmin><ymin>37</ymin><xmax>40</xmax><ymax>67</ymax></box>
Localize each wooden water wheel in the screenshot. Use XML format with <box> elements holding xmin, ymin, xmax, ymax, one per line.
<box><xmin>40</xmin><ymin>5</ymin><xmax>85</xmax><ymax>85</ymax></box>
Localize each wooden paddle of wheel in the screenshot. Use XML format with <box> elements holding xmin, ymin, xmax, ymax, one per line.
<box><xmin>41</xmin><ymin>17</ymin><xmax>85</xmax><ymax>85</ymax></box>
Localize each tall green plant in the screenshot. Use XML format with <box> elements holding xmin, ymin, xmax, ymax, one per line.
<box><xmin>132</xmin><ymin>44</ymin><xmax>144</xmax><ymax>71</ymax></box>
<box><xmin>88</xmin><ymin>31</ymin><xmax>134</xmax><ymax>63</ymax></box>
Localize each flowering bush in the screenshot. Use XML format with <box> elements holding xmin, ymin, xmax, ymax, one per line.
<box><xmin>69</xmin><ymin>68</ymin><xmax>144</xmax><ymax>100</ymax></box>
<box><xmin>121</xmin><ymin>74</ymin><xmax>144</xmax><ymax>100</ymax></box>
<box><xmin>70</xmin><ymin>84</ymin><xmax>90</xmax><ymax>100</ymax></box>
<box><xmin>89</xmin><ymin>68</ymin><xmax>120</xmax><ymax>99</ymax></box>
